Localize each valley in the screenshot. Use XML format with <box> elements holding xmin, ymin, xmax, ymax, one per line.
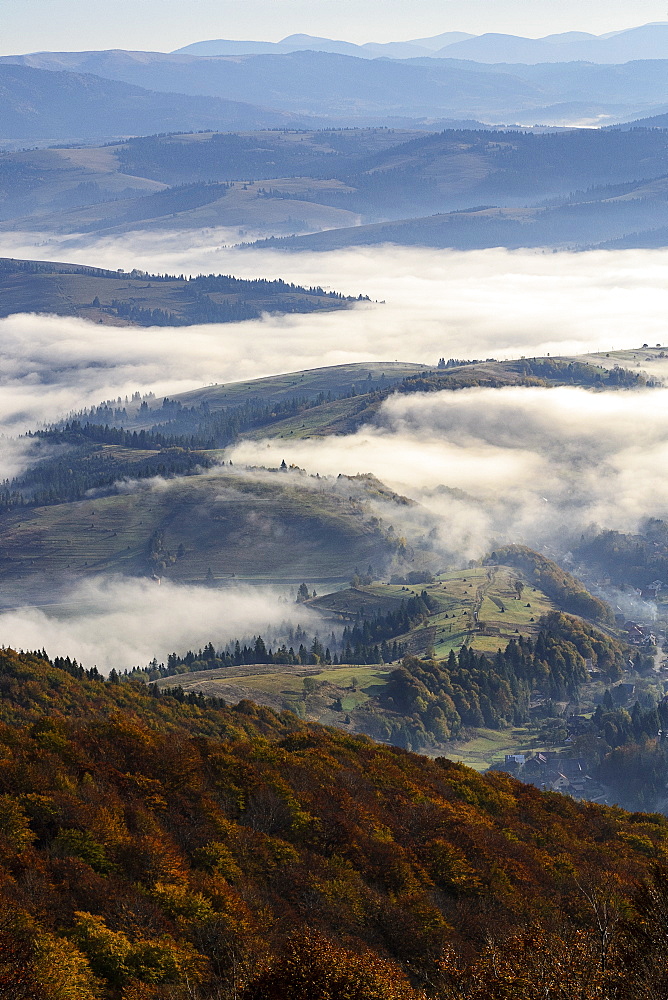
<box><xmin>3</xmin><ymin>11</ymin><xmax>668</xmax><ymax>994</ymax></box>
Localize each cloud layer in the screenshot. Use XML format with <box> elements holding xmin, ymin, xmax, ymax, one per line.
<box><xmin>0</xmin><ymin>576</ymin><xmax>317</xmax><ymax>673</ymax></box>
<box><xmin>230</xmin><ymin>384</ymin><xmax>668</xmax><ymax>560</ymax></box>
<box><xmin>1</xmin><ymin>235</ymin><xmax>667</xmax><ymax>666</ymax></box>
<box><xmin>1</xmin><ymin>241</ymin><xmax>668</xmax><ymax>443</ymax></box>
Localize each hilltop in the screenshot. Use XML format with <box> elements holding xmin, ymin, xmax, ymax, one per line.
<box><xmin>0</xmin><ymin>465</ymin><xmax>406</xmax><ymax>598</ymax></box>
<box><xmin>0</xmin><ymin>256</ymin><xmax>359</xmax><ymax>326</ymax></box>
<box><xmin>3</xmin><ymin>126</ymin><xmax>668</xmax><ymax>247</ymax></box>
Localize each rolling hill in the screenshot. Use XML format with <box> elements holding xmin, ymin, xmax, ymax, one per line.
<box><xmin>4</xmin><ymin>126</ymin><xmax>668</xmax><ymax>245</ymax></box>
<box><xmin>56</xmin><ymin>354</ymin><xmax>651</xmax><ymax>451</ymax></box>
<box><xmin>152</xmin><ymin>556</ymin><xmax>623</xmax><ymax>748</ymax></box>
<box><xmin>0</xmin><ymin>465</ymin><xmax>407</xmax><ymax>598</ymax></box>
<box><xmin>155</xmin><ymin>563</ymin><xmax>560</xmax><ymax>724</ymax></box>
<box><xmin>0</xmin><ymin>128</ymin><xmax>426</xmax><ymax>236</ymax></box>
<box><xmin>0</xmin><ymin>351</ymin><xmax>657</xmax><ymax>601</ymax></box>
<box><xmin>612</xmin><ymin>108</ymin><xmax>668</xmax><ymax>128</ymax></box>
<box><xmin>169</xmin><ymin>361</ymin><xmax>429</xmax><ymax>413</ymax></box>
<box><xmin>251</xmin><ymin>172</ymin><xmax>668</xmax><ymax>251</ymax></box>
<box><xmin>174</xmin><ymin>30</ymin><xmax>474</xmax><ymax>59</ymax></box>
<box><xmin>0</xmin><ymin>256</ymin><xmax>358</xmax><ymax>325</ymax></box>
<box><xmin>0</xmin><ymin>62</ymin><xmax>316</xmax><ymax>145</ymax></box>
<box><xmin>0</xmin><ymin>50</ymin><xmax>543</xmax><ymax>121</ymax></box>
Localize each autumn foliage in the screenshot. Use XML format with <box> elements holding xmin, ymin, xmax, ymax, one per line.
<box><xmin>0</xmin><ymin>647</ymin><xmax>665</xmax><ymax>997</ymax></box>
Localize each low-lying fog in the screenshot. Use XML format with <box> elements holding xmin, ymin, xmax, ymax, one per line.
<box><xmin>1</xmin><ymin>234</ymin><xmax>666</xmax><ymax>669</ymax></box>
<box><xmin>231</xmin><ymin>384</ymin><xmax>668</xmax><ymax>561</ymax></box>
<box><xmin>0</xmin><ymin>576</ymin><xmax>318</xmax><ymax>674</ymax></box>
<box><xmin>0</xmin><ymin>241</ymin><xmax>667</xmax><ymax>440</ymax></box>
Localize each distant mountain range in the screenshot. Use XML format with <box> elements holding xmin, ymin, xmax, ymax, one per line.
<box><xmin>174</xmin><ymin>30</ymin><xmax>476</xmax><ymax>60</ymax></box>
<box><xmin>3</xmin><ymin>48</ymin><xmax>668</xmax><ymax>134</ymax></box>
<box><xmin>0</xmin><ymin>63</ymin><xmax>315</xmax><ymax>143</ymax></box>
<box><xmin>174</xmin><ymin>22</ymin><xmax>668</xmax><ymax>64</ymax></box>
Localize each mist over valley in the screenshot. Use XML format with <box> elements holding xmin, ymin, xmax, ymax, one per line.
<box><xmin>4</xmin><ymin>8</ymin><xmax>668</xmax><ymax>996</ymax></box>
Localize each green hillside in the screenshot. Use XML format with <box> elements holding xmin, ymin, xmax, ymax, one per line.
<box><xmin>171</xmin><ymin>362</ymin><xmax>431</xmax><ymax>413</ymax></box>
<box><xmin>0</xmin><ymin>467</ymin><xmax>403</xmax><ymax>594</ymax></box>
<box><xmin>0</xmin><ymin>256</ymin><xmax>358</xmax><ymax>326</ymax></box>
<box><xmin>154</xmin><ymin>561</ymin><xmax>648</xmax><ymax>769</ymax></box>
<box><xmin>78</xmin><ymin>355</ymin><xmax>650</xmax><ymax>451</ymax></box>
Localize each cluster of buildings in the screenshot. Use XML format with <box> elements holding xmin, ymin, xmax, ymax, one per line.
<box><xmin>622</xmin><ymin>620</ymin><xmax>658</xmax><ymax>646</ymax></box>
<box><xmin>493</xmin><ymin>751</ymin><xmax>607</xmax><ymax>802</ymax></box>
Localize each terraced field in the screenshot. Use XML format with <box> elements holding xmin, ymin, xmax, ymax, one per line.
<box><xmin>0</xmin><ymin>468</ymin><xmax>400</xmax><ymax>592</ymax></box>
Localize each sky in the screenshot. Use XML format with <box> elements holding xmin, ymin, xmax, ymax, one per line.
<box><xmin>0</xmin><ymin>0</ymin><xmax>666</xmax><ymax>55</ymax></box>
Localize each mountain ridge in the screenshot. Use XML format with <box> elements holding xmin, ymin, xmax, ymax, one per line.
<box><xmin>171</xmin><ymin>22</ymin><xmax>668</xmax><ymax>63</ymax></box>
<box><xmin>4</xmin><ymin>48</ymin><xmax>668</xmax><ymax>130</ymax></box>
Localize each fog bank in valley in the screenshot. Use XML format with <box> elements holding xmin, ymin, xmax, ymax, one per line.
<box><xmin>0</xmin><ymin>236</ymin><xmax>666</xmax><ymax>664</ymax></box>
<box><xmin>1</xmin><ymin>243</ymin><xmax>667</xmax><ymax>446</ymax></box>
<box><xmin>230</xmin><ymin>385</ymin><xmax>668</xmax><ymax>561</ymax></box>
<box><xmin>0</xmin><ymin>576</ymin><xmax>318</xmax><ymax>674</ymax></box>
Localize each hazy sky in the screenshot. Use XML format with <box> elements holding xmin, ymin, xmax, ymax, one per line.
<box><xmin>1</xmin><ymin>0</ymin><xmax>667</xmax><ymax>55</ymax></box>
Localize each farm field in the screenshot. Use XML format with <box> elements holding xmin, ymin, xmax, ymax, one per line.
<box><xmin>157</xmin><ymin>660</ymin><xmax>393</xmax><ymax>723</ymax></box>
<box><xmin>314</xmin><ymin>566</ymin><xmax>556</xmax><ymax>657</ymax></box>
<box><xmin>153</xmin><ymin>564</ymin><xmax>560</xmax><ymax>756</ymax></box>
<box><xmin>442</xmin><ymin>725</ymin><xmax>553</xmax><ymax>771</ymax></box>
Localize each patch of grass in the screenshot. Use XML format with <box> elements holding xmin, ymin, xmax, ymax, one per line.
<box><xmin>0</xmin><ymin>469</ymin><xmax>398</xmax><ymax>587</ymax></box>
<box><xmin>174</xmin><ymin>362</ymin><xmax>429</xmax><ymax>413</ymax></box>
<box><xmin>353</xmin><ymin>566</ymin><xmax>556</xmax><ymax>658</ymax></box>
<box><xmin>442</xmin><ymin>725</ymin><xmax>551</xmax><ymax>772</ymax></box>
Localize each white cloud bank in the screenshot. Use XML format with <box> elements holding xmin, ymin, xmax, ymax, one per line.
<box><xmin>230</xmin><ymin>384</ymin><xmax>668</xmax><ymax>560</ymax></box>
<box><xmin>0</xmin><ymin>237</ymin><xmax>667</xmax><ymax>663</ymax></box>
<box><xmin>1</xmin><ymin>243</ymin><xmax>668</xmax><ymax>442</ymax></box>
<box><xmin>0</xmin><ymin>576</ymin><xmax>316</xmax><ymax>673</ymax></box>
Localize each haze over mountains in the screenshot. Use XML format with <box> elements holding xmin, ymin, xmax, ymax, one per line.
<box><xmin>174</xmin><ymin>22</ymin><xmax>668</xmax><ymax>64</ymax></box>
<box><xmin>0</xmin><ymin>63</ymin><xmax>322</xmax><ymax>145</ymax></box>
<box><xmin>4</xmin><ymin>21</ymin><xmax>668</xmax><ymax>139</ymax></box>
<box><xmin>3</xmin><ymin>125</ymin><xmax>668</xmax><ymax>250</ymax></box>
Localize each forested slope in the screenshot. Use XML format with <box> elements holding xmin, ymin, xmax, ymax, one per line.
<box><xmin>0</xmin><ymin>647</ymin><xmax>667</xmax><ymax>998</ymax></box>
